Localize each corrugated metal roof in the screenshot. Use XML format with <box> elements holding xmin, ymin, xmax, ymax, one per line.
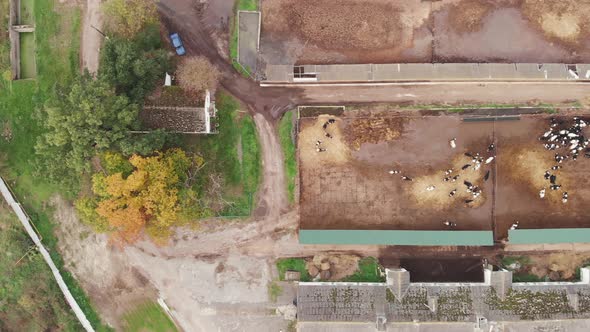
<box><xmin>509</xmin><ymin>229</ymin><xmax>590</xmax><ymax>244</ymax></box>
<box><xmin>299</xmin><ymin>230</ymin><xmax>494</xmax><ymax>246</ymax></box>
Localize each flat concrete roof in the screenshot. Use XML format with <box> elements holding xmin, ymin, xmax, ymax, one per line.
<box><xmin>264</xmin><ymin>63</ymin><xmax>589</xmax><ymax>83</ymax></box>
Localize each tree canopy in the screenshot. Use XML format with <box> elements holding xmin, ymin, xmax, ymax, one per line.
<box><xmin>176</xmin><ymin>56</ymin><xmax>220</xmax><ymax>94</ymax></box>
<box><xmin>85</xmin><ymin>149</ymin><xmax>207</xmax><ymax>244</ymax></box>
<box><xmin>35</xmin><ymin>75</ymin><xmax>140</xmax><ymax>187</ymax></box>
<box><xmin>103</xmin><ymin>0</ymin><xmax>159</xmax><ymax>38</ymax></box>
<box><xmin>99</xmin><ymin>25</ymin><xmax>171</xmax><ymax>102</ymax></box>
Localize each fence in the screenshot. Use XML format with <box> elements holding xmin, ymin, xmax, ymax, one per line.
<box><xmin>0</xmin><ymin>177</ymin><xmax>95</xmax><ymax>332</ymax></box>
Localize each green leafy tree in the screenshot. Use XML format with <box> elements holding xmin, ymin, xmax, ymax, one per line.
<box><xmin>119</xmin><ymin>130</ymin><xmax>170</xmax><ymax>156</ymax></box>
<box><xmin>103</xmin><ymin>0</ymin><xmax>159</xmax><ymax>38</ymax></box>
<box><xmin>74</xmin><ymin>197</ymin><xmax>110</xmax><ymax>232</ymax></box>
<box><xmin>101</xmin><ymin>151</ymin><xmax>134</xmax><ymax>176</ymax></box>
<box><xmin>99</xmin><ymin>25</ymin><xmax>170</xmax><ymax>102</ymax></box>
<box><xmin>35</xmin><ymin>74</ymin><xmax>139</xmax><ymax>186</ymax></box>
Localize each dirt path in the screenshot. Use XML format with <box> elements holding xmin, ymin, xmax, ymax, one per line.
<box><xmin>51</xmin><ymin>196</ymin><xmax>157</xmax><ymax>330</ymax></box>
<box><xmin>81</xmin><ymin>0</ymin><xmax>103</xmax><ymax>74</ymax></box>
<box><xmin>253</xmin><ymin>114</ymin><xmax>289</xmax><ymax>217</ymax></box>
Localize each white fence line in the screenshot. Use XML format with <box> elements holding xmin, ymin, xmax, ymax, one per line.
<box><xmin>0</xmin><ymin>177</ymin><xmax>95</xmax><ymax>332</ymax></box>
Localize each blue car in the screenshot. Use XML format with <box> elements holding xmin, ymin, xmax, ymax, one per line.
<box><xmin>170</xmin><ymin>33</ymin><xmax>186</xmax><ymax>56</ymax></box>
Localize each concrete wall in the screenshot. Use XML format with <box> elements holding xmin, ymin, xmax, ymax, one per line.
<box><xmin>264</xmin><ymin>63</ymin><xmax>590</xmax><ymax>83</ymax></box>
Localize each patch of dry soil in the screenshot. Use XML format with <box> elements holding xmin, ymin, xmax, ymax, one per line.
<box><xmin>298</xmin><ymin>115</ymin><xmax>350</xmax><ymax>166</ymax></box>
<box><xmin>51</xmin><ymin>196</ymin><xmax>157</xmax><ymax>329</ymax></box>
<box><xmin>521</xmin><ymin>0</ymin><xmax>590</xmax><ymax>43</ymax></box>
<box><xmin>447</xmin><ymin>0</ymin><xmax>495</xmax><ymax>34</ymax></box>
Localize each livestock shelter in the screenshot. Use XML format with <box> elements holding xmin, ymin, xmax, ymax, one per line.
<box><xmin>297</xmin><ymin>266</ymin><xmax>590</xmax><ymax>331</ymax></box>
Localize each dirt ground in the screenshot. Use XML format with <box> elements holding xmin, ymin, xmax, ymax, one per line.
<box><xmin>51</xmin><ymin>196</ymin><xmax>157</xmax><ymax>330</ymax></box>
<box><xmin>504</xmin><ymin>253</ymin><xmax>590</xmax><ymax>280</ymax></box>
<box><xmin>259</xmin><ymin>0</ymin><xmax>590</xmax><ymax>65</ymax></box>
<box><xmin>399</xmin><ymin>258</ymin><xmax>484</xmax><ymax>282</ymax></box>
<box><xmin>298</xmin><ymin>111</ymin><xmax>590</xmax><ymax>242</ymax></box>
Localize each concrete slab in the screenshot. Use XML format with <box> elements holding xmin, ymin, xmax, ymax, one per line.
<box><xmin>238</xmin><ymin>11</ymin><xmax>260</xmax><ymax>74</ymax></box>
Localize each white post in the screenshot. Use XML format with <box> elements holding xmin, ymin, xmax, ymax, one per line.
<box><xmin>204</xmin><ymin>90</ymin><xmax>211</xmax><ymax>133</ymax></box>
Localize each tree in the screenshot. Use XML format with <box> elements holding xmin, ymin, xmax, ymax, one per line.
<box><xmin>99</xmin><ymin>26</ymin><xmax>170</xmax><ymax>102</ymax></box>
<box><xmin>91</xmin><ymin>149</ymin><xmax>205</xmax><ymax>244</ymax></box>
<box><xmin>103</xmin><ymin>0</ymin><xmax>159</xmax><ymax>38</ymax></box>
<box><xmin>176</xmin><ymin>56</ymin><xmax>220</xmax><ymax>94</ymax></box>
<box><xmin>118</xmin><ymin>130</ymin><xmax>171</xmax><ymax>156</ymax></box>
<box><xmin>35</xmin><ymin>74</ymin><xmax>140</xmax><ymax>187</ymax></box>
<box><xmin>74</xmin><ymin>197</ymin><xmax>110</xmax><ymax>232</ymax></box>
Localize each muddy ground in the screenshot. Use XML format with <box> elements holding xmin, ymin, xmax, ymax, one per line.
<box><xmin>260</xmin><ymin>0</ymin><xmax>590</xmax><ymax>65</ymax></box>
<box><xmin>399</xmin><ymin>258</ymin><xmax>484</xmax><ymax>282</ymax></box>
<box><xmin>298</xmin><ymin>111</ymin><xmax>590</xmax><ymax>242</ymax></box>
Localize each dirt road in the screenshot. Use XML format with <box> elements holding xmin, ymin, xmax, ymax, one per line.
<box><xmin>81</xmin><ymin>0</ymin><xmax>104</xmax><ymax>74</ymax></box>
<box><xmin>253</xmin><ymin>114</ymin><xmax>289</xmax><ymax>217</ymax></box>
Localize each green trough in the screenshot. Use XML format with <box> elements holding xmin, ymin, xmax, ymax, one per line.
<box><xmin>509</xmin><ymin>229</ymin><xmax>590</xmax><ymax>244</ymax></box>
<box><xmin>299</xmin><ymin>230</ymin><xmax>494</xmax><ymax>246</ymax></box>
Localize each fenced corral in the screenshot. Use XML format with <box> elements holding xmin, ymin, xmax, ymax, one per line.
<box><xmin>298</xmin><ymin>111</ymin><xmax>590</xmax><ymax>244</ymax></box>
<box><xmin>8</xmin><ymin>0</ymin><xmax>36</xmax><ymax>80</ymax></box>
<box><xmin>260</xmin><ymin>0</ymin><xmax>590</xmax><ymax>67</ymax></box>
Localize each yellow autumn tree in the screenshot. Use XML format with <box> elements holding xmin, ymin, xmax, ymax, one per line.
<box><xmin>103</xmin><ymin>0</ymin><xmax>159</xmax><ymax>38</ymax></box>
<box><xmin>92</xmin><ymin>148</ymin><xmax>200</xmax><ymax>244</ymax></box>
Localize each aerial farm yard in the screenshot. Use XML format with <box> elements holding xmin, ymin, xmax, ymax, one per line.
<box><xmin>259</xmin><ymin>0</ymin><xmax>590</xmax><ymax>65</ymax></box>
<box><xmin>298</xmin><ymin>110</ymin><xmax>590</xmax><ymax>242</ymax></box>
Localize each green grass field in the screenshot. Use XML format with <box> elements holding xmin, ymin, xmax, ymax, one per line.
<box><xmin>340</xmin><ymin>257</ymin><xmax>385</xmax><ymax>282</ymax></box>
<box><xmin>230</xmin><ymin>0</ymin><xmax>259</xmax><ymax>77</ymax></box>
<box><xmin>279</xmin><ymin>111</ymin><xmax>296</xmax><ymax>203</ymax></box>
<box><xmin>0</xmin><ymin>0</ymin><xmax>9</xmax><ymax>73</ymax></box>
<box><xmin>277</xmin><ymin>257</ymin><xmax>384</xmax><ymax>282</ymax></box>
<box><xmin>0</xmin><ymin>206</ymin><xmax>82</xmax><ymax>331</ymax></box>
<box><xmin>276</xmin><ymin>258</ymin><xmax>311</xmax><ymax>282</ymax></box>
<box><xmin>0</xmin><ymin>0</ymin><xmax>109</xmax><ymax>330</ymax></box>
<box><xmin>19</xmin><ymin>32</ymin><xmax>36</xmax><ymax>79</ymax></box>
<box><xmin>182</xmin><ymin>92</ymin><xmax>261</xmax><ymax>217</ymax></box>
<box><xmin>123</xmin><ymin>302</ymin><xmax>177</xmax><ymax>332</ymax></box>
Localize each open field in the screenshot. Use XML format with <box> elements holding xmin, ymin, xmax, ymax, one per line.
<box><xmin>0</xmin><ymin>0</ymin><xmax>9</xmax><ymax>72</ymax></box>
<box><xmin>0</xmin><ymin>204</ymin><xmax>81</xmax><ymax>331</ymax></box>
<box><xmin>260</xmin><ymin>0</ymin><xmax>590</xmax><ymax>65</ymax></box>
<box><xmin>298</xmin><ymin>109</ymin><xmax>590</xmax><ymax>242</ymax></box>
<box><xmin>0</xmin><ymin>0</ymin><xmax>110</xmax><ymax>329</ymax></box>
